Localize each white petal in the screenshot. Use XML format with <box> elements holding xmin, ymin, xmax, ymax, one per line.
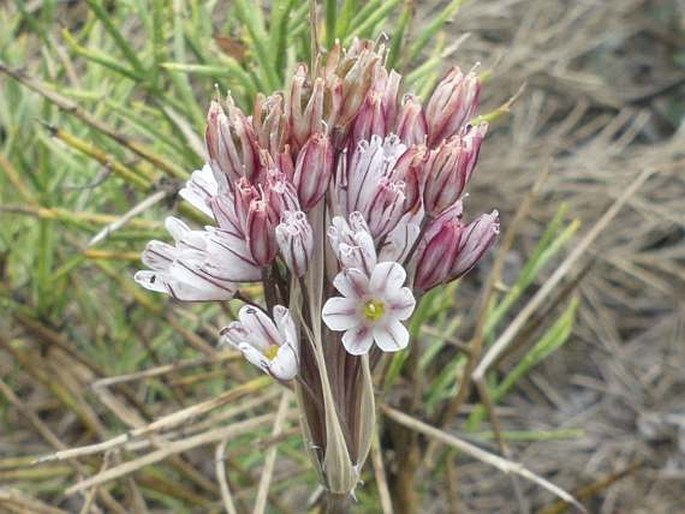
<box><xmin>269</xmin><ymin>343</ymin><xmax>299</xmax><ymax>380</ymax></box>
<box><xmin>169</xmin><ymin>260</ymin><xmax>236</xmax><ymax>296</ymax></box>
<box><xmin>179</xmin><ymin>164</ymin><xmax>218</xmax><ymax>219</ymax></box>
<box><xmin>141</xmin><ymin>241</ymin><xmax>175</xmax><ymax>271</ymax></box>
<box><xmin>373</xmin><ymin>320</ymin><xmax>409</xmax><ymax>352</ymax></box>
<box><xmin>369</xmin><ymin>261</ymin><xmax>406</xmax><ymax>296</ymax></box>
<box><xmin>333</xmin><ymin>268</ymin><xmax>369</xmax><ymax>299</ymax></box>
<box><xmin>379</xmin><ymin>218</ymin><xmax>421</xmax><ymax>263</ymax></box>
<box><xmin>219</xmin><ymin>322</ymin><xmax>248</xmax><ymax>349</ymax></box>
<box><xmin>273</xmin><ymin>305</ymin><xmax>298</xmax><ymax>353</ymax></box>
<box><xmin>341</xmin><ymin>325</ymin><xmax>374</xmax><ymax>355</ymax></box>
<box><xmin>238</xmin><ymin>343</ymin><xmax>270</xmax><ymax>374</ymax></box>
<box><xmin>134</xmin><ymin>270</ymin><xmax>168</xmax><ymax>293</ymax></box>
<box><xmin>386</xmin><ymin>287</ymin><xmax>416</xmax><ymax>321</ymax></box>
<box><xmin>238</xmin><ymin>306</ymin><xmax>281</xmax><ymax>347</ymax></box>
<box><xmin>165</xmin><ymin>217</ymin><xmax>191</xmax><ymax>242</ymax></box>
<box><xmin>322</xmin><ymin>297</ymin><xmax>360</xmax><ymax>331</ymax></box>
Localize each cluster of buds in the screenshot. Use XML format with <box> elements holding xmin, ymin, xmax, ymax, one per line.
<box><xmin>135</xmin><ymin>39</ymin><xmax>499</xmax><ymax>497</ymax></box>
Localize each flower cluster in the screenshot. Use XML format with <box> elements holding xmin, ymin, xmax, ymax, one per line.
<box><xmin>135</xmin><ymin>39</ymin><xmax>499</xmax><ymax>495</ymax></box>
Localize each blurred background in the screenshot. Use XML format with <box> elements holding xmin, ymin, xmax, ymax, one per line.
<box><xmin>1</xmin><ymin>1</ymin><xmax>683</xmax><ymax>513</ymax></box>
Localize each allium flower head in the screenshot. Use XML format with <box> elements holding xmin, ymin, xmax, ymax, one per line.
<box><xmin>135</xmin><ymin>38</ymin><xmax>499</xmax><ymax>498</ymax></box>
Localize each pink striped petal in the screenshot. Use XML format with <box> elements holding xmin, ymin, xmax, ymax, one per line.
<box><xmin>322</xmin><ymin>298</ymin><xmax>360</xmax><ymax>331</ymax></box>
<box><xmin>373</xmin><ymin>320</ymin><xmax>409</xmax><ymax>352</ymax></box>
<box><xmin>341</xmin><ymin>324</ymin><xmax>374</xmax><ymax>355</ymax></box>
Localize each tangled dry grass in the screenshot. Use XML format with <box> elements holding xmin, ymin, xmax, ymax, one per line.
<box><xmin>442</xmin><ymin>1</ymin><xmax>685</xmax><ymax>512</ymax></box>
<box><xmin>1</xmin><ymin>0</ymin><xmax>683</xmax><ymax>513</ymax></box>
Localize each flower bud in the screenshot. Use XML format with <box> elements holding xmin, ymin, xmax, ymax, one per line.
<box><xmin>423</xmin><ymin>122</ymin><xmax>487</xmax><ymax>217</ymax></box>
<box><xmin>288</xmin><ymin>66</ymin><xmax>325</xmax><ymax>150</ymax></box>
<box><xmin>349</xmin><ymin>92</ymin><xmax>385</xmax><ymax>147</ymax></box>
<box><xmin>395</xmin><ymin>95</ymin><xmax>427</xmax><ymax>147</ymax></box>
<box><xmin>413</xmin><ymin>205</ymin><xmax>464</xmax><ymax>291</ymax></box>
<box><xmin>292</xmin><ymin>133</ymin><xmax>334</xmax><ymax>210</ymax></box>
<box><xmin>253</xmin><ymin>92</ymin><xmax>288</xmax><ymax>157</ymax></box>
<box><xmin>448</xmin><ymin>210</ymin><xmax>499</xmax><ymax>280</ymax></box>
<box><xmin>276</xmin><ymin>211</ymin><xmax>314</xmax><ymax>277</ymax></box>
<box><xmin>392</xmin><ymin>145</ymin><xmax>427</xmax><ymax>214</ymax></box>
<box><xmin>425</xmin><ymin>67</ymin><xmax>480</xmax><ymax>146</ymax></box>
<box><xmin>246</xmin><ymin>198</ymin><xmax>277</xmax><ymax>266</ymax></box>
<box><xmin>205</xmin><ymin>98</ymin><xmax>260</xmax><ymax>184</ymax></box>
<box><xmin>364</xmin><ymin>176</ymin><xmax>406</xmax><ymax>239</ymax></box>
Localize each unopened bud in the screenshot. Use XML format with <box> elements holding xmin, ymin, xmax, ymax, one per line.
<box><xmin>396</xmin><ymin>95</ymin><xmax>427</xmax><ymax>147</ymax></box>
<box><xmin>246</xmin><ymin>198</ymin><xmax>277</xmax><ymax>266</ymax></box>
<box><xmin>449</xmin><ymin>210</ymin><xmax>499</xmax><ymax>280</ymax></box>
<box><xmin>423</xmin><ymin>122</ymin><xmax>487</xmax><ymax>217</ymax></box>
<box><xmin>425</xmin><ymin>67</ymin><xmax>480</xmax><ymax>146</ymax></box>
<box><xmin>292</xmin><ymin>133</ymin><xmax>334</xmax><ymax>210</ymax></box>
<box><xmin>276</xmin><ymin>211</ymin><xmax>313</xmax><ymax>277</ymax></box>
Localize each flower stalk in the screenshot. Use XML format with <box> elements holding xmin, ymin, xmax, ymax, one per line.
<box><xmin>135</xmin><ymin>38</ymin><xmax>499</xmax><ymax>507</ymax></box>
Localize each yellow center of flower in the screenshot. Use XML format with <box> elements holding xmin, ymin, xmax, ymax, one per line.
<box><xmin>263</xmin><ymin>345</ymin><xmax>279</xmax><ymax>361</ymax></box>
<box><xmin>363</xmin><ymin>299</ymin><xmax>385</xmax><ymax>322</ymax></box>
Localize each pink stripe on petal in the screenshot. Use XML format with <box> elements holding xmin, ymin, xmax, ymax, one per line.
<box><xmin>322</xmin><ymin>297</ymin><xmax>360</xmax><ymax>331</ymax></box>
<box><xmin>238</xmin><ymin>306</ymin><xmax>281</xmax><ymax>348</ymax></box>
<box><xmin>333</xmin><ymin>268</ymin><xmax>369</xmax><ymax>299</ymax></box>
<box><xmin>373</xmin><ymin>320</ymin><xmax>409</xmax><ymax>352</ymax></box>
<box><xmin>386</xmin><ymin>287</ymin><xmax>416</xmax><ymax>321</ymax></box>
<box><xmin>369</xmin><ymin>261</ymin><xmax>406</xmax><ymax>295</ymax></box>
<box><xmin>342</xmin><ymin>325</ymin><xmax>374</xmax><ymax>355</ymax></box>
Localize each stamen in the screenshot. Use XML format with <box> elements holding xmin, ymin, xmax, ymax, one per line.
<box><xmin>363</xmin><ymin>299</ymin><xmax>385</xmax><ymax>322</ymax></box>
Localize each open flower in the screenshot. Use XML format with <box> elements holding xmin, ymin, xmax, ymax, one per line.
<box><xmin>220</xmin><ymin>305</ymin><xmax>299</xmax><ymax>380</ymax></box>
<box><xmin>322</xmin><ymin>262</ymin><xmax>416</xmax><ymax>355</ymax></box>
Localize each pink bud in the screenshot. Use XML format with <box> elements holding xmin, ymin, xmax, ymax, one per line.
<box><xmin>246</xmin><ymin>198</ymin><xmax>277</xmax><ymax>266</ymax></box>
<box><xmin>263</xmin><ymin>171</ymin><xmax>301</xmax><ymax>223</ymax></box>
<box><xmin>448</xmin><ymin>210</ymin><xmax>499</xmax><ymax>280</ymax></box>
<box><xmin>425</xmin><ymin>67</ymin><xmax>480</xmax><ymax>146</ymax></box>
<box><xmin>205</xmin><ymin>98</ymin><xmax>260</xmax><ymax>184</ymax></box>
<box><xmin>413</xmin><ymin>205</ymin><xmax>464</xmax><ymax>291</ymax></box>
<box><xmin>276</xmin><ymin>211</ymin><xmax>313</xmax><ymax>277</ymax></box>
<box><xmin>423</xmin><ymin>122</ymin><xmax>487</xmax><ymax>217</ymax></box>
<box><xmin>349</xmin><ymin>92</ymin><xmax>385</xmax><ymax>147</ymax></box>
<box><xmin>364</xmin><ymin>176</ymin><xmax>406</xmax><ymax>239</ymax></box>
<box><xmin>392</xmin><ymin>145</ymin><xmax>427</xmax><ymax>214</ymax></box>
<box><xmin>253</xmin><ymin>92</ymin><xmax>288</xmax><ymax>157</ymax></box>
<box><xmin>292</xmin><ymin>133</ymin><xmax>334</xmax><ymax>210</ymax></box>
<box><xmin>288</xmin><ymin>66</ymin><xmax>326</xmax><ymax>150</ymax></box>
<box><xmin>395</xmin><ymin>95</ymin><xmax>427</xmax><ymax>147</ymax></box>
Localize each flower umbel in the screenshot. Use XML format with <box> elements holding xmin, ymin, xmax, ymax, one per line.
<box><xmin>135</xmin><ymin>38</ymin><xmax>498</xmax><ymax>498</ymax></box>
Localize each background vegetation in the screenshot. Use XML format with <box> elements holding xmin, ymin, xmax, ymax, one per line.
<box><xmin>1</xmin><ymin>1</ymin><xmax>683</xmax><ymax>512</ymax></box>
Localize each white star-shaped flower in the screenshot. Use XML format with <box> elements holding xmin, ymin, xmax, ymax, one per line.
<box><xmin>322</xmin><ymin>262</ymin><xmax>416</xmax><ymax>355</ymax></box>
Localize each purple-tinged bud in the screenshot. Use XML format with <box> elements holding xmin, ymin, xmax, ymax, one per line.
<box><xmin>396</xmin><ymin>95</ymin><xmax>427</xmax><ymax>147</ymax></box>
<box><xmin>276</xmin><ymin>211</ymin><xmax>313</xmax><ymax>277</ymax></box>
<box><xmin>288</xmin><ymin>66</ymin><xmax>326</xmax><ymax>150</ymax></box>
<box><xmin>264</xmin><ymin>171</ymin><xmax>301</xmax><ymax>223</ymax></box>
<box><xmin>210</xmin><ymin>177</ymin><xmax>257</xmax><ymax>235</ymax></box>
<box><xmin>448</xmin><ymin>210</ymin><xmax>499</xmax><ymax>280</ymax></box>
<box><xmin>253</xmin><ymin>92</ymin><xmax>288</xmax><ymax>157</ymax></box>
<box><xmin>392</xmin><ymin>145</ymin><xmax>427</xmax><ymax>214</ymax></box>
<box><xmin>338</xmin><ymin>47</ymin><xmax>381</xmax><ymax>127</ymax></box>
<box><xmin>364</xmin><ymin>176</ymin><xmax>406</xmax><ymax>239</ymax></box>
<box><xmin>380</xmin><ymin>70</ymin><xmax>401</xmax><ymax>128</ymax></box>
<box><xmin>246</xmin><ymin>198</ymin><xmax>277</xmax><ymax>266</ymax></box>
<box><xmin>292</xmin><ymin>133</ymin><xmax>334</xmax><ymax>210</ymax></box>
<box><xmin>349</xmin><ymin>92</ymin><xmax>385</xmax><ymax>147</ymax></box>
<box><xmin>425</xmin><ymin>67</ymin><xmax>480</xmax><ymax>146</ymax></box>
<box><xmin>423</xmin><ymin>122</ymin><xmax>487</xmax><ymax>217</ymax></box>
<box><xmin>413</xmin><ymin>202</ymin><xmax>463</xmax><ymax>291</ymax></box>
<box><xmin>205</xmin><ymin>98</ymin><xmax>260</xmax><ymax>184</ymax></box>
